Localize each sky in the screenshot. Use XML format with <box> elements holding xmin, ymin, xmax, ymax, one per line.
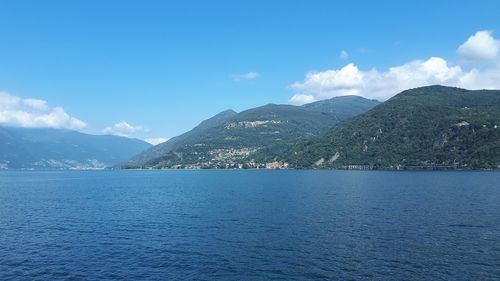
<box><xmin>1</xmin><ymin>0</ymin><xmax>500</xmax><ymax>144</ymax></box>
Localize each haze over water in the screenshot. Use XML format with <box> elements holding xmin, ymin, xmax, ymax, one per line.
<box><xmin>0</xmin><ymin>170</ymin><xmax>499</xmax><ymax>280</ymax></box>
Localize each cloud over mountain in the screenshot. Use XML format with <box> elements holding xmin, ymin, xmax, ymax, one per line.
<box><xmin>144</xmin><ymin>137</ymin><xmax>169</xmax><ymax>145</ymax></box>
<box><xmin>102</xmin><ymin>121</ymin><xmax>146</xmax><ymax>137</ymax></box>
<box><xmin>290</xmin><ymin>31</ymin><xmax>500</xmax><ymax>105</ymax></box>
<box><xmin>0</xmin><ymin>91</ymin><xmax>86</xmax><ymax>129</ymax></box>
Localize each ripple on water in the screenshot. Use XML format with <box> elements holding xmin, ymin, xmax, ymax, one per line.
<box><xmin>0</xmin><ymin>170</ymin><xmax>499</xmax><ymax>280</ymax></box>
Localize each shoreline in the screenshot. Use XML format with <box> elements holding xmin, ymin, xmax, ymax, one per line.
<box><xmin>1</xmin><ymin>167</ymin><xmax>499</xmax><ymax>172</ymax></box>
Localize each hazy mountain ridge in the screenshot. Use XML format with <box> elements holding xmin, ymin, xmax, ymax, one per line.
<box><xmin>0</xmin><ymin>127</ymin><xmax>151</xmax><ymax>170</ymax></box>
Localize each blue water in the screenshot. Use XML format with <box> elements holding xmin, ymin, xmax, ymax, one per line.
<box><xmin>0</xmin><ymin>170</ymin><xmax>499</xmax><ymax>280</ymax></box>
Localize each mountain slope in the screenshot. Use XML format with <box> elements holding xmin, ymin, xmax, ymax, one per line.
<box><xmin>302</xmin><ymin>95</ymin><xmax>380</xmax><ymax>120</ymax></box>
<box><xmin>125</xmin><ymin>109</ymin><xmax>238</xmax><ymax>166</ymax></box>
<box><xmin>276</xmin><ymin>86</ymin><xmax>500</xmax><ymax>169</ymax></box>
<box><xmin>0</xmin><ymin>127</ymin><xmax>151</xmax><ymax>169</ymax></box>
<box><xmin>125</xmin><ymin>96</ymin><xmax>380</xmax><ymax>168</ymax></box>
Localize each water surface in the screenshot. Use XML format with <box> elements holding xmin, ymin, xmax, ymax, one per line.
<box><xmin>0</xmin><ymin>170</ymin><xmax>499</xmax><ymax>280</ymax></box>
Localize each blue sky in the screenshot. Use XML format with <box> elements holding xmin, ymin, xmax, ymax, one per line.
<box><xmin>1</xmin><ymin>0</ymin><xmax>500</xmax><ymax>143</ymax></box>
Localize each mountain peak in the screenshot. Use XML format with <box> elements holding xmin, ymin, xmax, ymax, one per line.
<box><xmin>124</xmin><ymin>96</ymin><xmax>379</xmax><ymax>168</ymax></box>
<box><xmin>281</xmin><ymin>85</ymin><xmax>500</xmax><ymax>169</ymax></box>
<box><xmin>216</xmin><ymin>109</ymin><xmax>238</xmax><ymax>116</ymax></box>
<box><xmin>397</xmin><ymin>85</ymin><xmax>468</xmax><ymax>97</ymax></box>
<box><xmin>302</xmin><ymin>95</ymin><xmax>380</xmax><ymax>120</ymax></box>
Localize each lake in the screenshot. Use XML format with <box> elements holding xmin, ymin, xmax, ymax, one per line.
<box><xmin>0</xmin><ymin>170</ymin><xmax>499</xmax><ymax>280</ymax></box>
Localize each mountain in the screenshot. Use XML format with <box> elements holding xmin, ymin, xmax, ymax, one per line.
<box><xmin>302</xmin><ymin>95</ymin><xmax>380</xmax><ymax>120</ymax></box>
<box><xmin>268</xmin><ymin>86</ymin><xmax>500</xmax><ymax>169</ymax></box>
<box><xmin>125</xmin><ymin>109</ymin><xmax>238</xmax><ymax>166</ymax></box>
<box><xmin>0</xmin><ymin>127</ymin><xmax>151</xmax><ymax>170</ymax></box>
<box><xmin>124</xmin><ymin>96</ymin><xmax>380</xmax><ymax>168</ymax></box>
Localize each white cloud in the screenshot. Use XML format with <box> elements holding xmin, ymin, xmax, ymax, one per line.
<box><xmin>289</xmin><ymin>31</ymin><xmax>500</xmax><ymax>104</ymax></box>
<box><xmin>0</xmin><ymin>91</ymin><xmax>87</xmax><ymax>130</ymax></box>
<box><xmin>290</xmin><ymin>63</ymin><xmax>366</xmax><ymax>101</ymax></box>
<box><xmin>144</xmin><ymin>137</ymin><xmax>169</xmax><ymax>145</ymax></box>
<box><xmin>232</xmin><ymin>71</ymin><xmax>260</xmax><ymax>81</ymax></box>
<box><xmin>340</xmin><ymin>50</ymin><xmax>349</xmax><ymax>59</ymax></box>
<box><xmin>22</xmin><ymin>98</ymin><xmax>47</xmax><ymax>110</ymax></box>
<box><xmin>289</xmin><ymin>94</ymin><xmax>317</xmax><ymax>105</ymax></box>
<box><xmin>457</xmin><ymin>30</ymin><xmax>500</xmax><ymax>62</ymax></box>
<box><xmin>102</xmin><ymin>121</ymin><xmax>146</xmax><ymax>137</ymax></box>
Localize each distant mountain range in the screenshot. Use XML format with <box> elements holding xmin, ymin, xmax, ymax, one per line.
<box><xmin>4</xmin><ymin>85</ymin><xmax>499</xmax><ymax>170</ymax></box>
<box><xmin>0</xmin><ymin>127</ymin><xmax>151</xmax><ymax>170</ymax></box>
<box><xmin>124</xmin><ymin>95</ymin><xmax>380</xmax><ymax>168</ymax></box>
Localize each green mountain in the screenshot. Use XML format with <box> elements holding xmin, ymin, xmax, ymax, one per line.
<box><xmin>0</xmin><ymin>127</ymin><xmax>151</xmax><ymax>170</ymax></box>
<box><xmin>124</xmin><ymin>96</ymin><xmax>380</xmax><ymax>168</ymax></box>
<box><xmin>268</xmin><ymin>86</ymin><xmax>500</xmax><ymax>169</ymax></box>
<box><xmin>125</xmin><ymin>109</ymin><xmax>238</xmax><ymax>166</ymax></box>
<box><xmin>303</xmin><ymin>95</ymin><xmax>380</xmax><ymax>120</ymax></box>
